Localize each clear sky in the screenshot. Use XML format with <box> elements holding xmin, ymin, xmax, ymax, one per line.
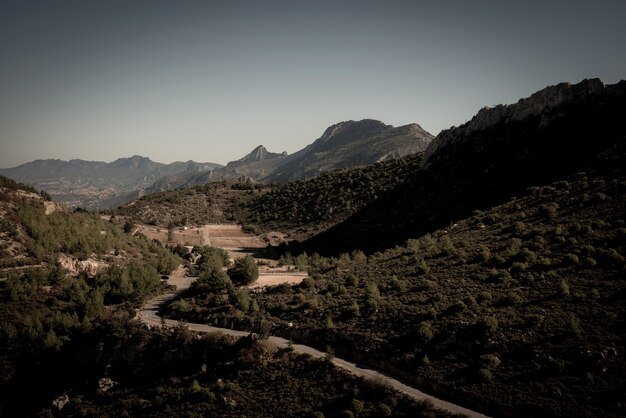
<box><xmin>1</xmin><ymin>0</ymin><xmax>625</xmax><ymax>168</ymax></box>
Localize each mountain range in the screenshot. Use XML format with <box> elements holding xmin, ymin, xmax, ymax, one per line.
<box><xmin>0</xmin><ymin>119</ymin><xmax>433</xmax><ymax>208</ymax></box>
<box><xmin>0</xmin><ymin>156</ymin><xmax>221</xmax><ymax>209</ymax></box>
<box><xmin>147</xmin><ymin>119</ymin><xmax>432</xmax><ymax>193</ymax></box>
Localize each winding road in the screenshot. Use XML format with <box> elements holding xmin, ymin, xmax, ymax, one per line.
<box><xmin>136</xmin><ymin>274</ymin><xmax>489</xmax><ymax>418</ymax></box>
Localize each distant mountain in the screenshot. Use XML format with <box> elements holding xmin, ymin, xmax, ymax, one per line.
<box><xmin>235</xmin><ymin>145</ymin><xmax>287</xmax><ymax>164</ymax></box>
<box><xmin>169</xmin><ymin>119</ymin><xmax>433</xmax><ymax>190</ymax></box>
<box><xmin>0</xmin><ymin>156</ymin><xmax>222</xmax><ymax>209</ymax></box>
<box><xmin>303</xmin><ymin>78</ymin><xmax>626</xmax><ymax>255</ymax></box>
<box><xmin>265</xmin><ymin>120</ymin><xmax>432</xmax><ymax>183</ymax></box>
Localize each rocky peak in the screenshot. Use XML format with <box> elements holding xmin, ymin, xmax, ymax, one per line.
<box><xmin>312</xmin><ymin>119</ymin><xmax>391</xmax><ymax>154</ymax></box>
<box><xmin>424</xmin><ymin>78</ymin><xmax>609</xmax><ymax>164</ymax></box>
<box><xmin>110</xmin><ymin>155</ymin><xmax>156</xmax><ymax>169</ymax></box>
<box><xmin>235</xmin><ymin>145</ymin><xmax>285</xmax><ymax>165</ymax></box>
<box><xmin>320</xmin><ymin>119</ymin><xmax>389</xmax><ymax>142</ymax></box>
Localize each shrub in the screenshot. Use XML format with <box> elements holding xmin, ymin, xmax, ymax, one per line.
<box><xmin>479</xmin><ymin>316</ymin><xmax>499</xmax><ymax>336</ymax></box>
<box><xmin>344</xmin><ymin>274</ymin><xmax>358</xmax><ymax>287</ymax></box>
<box><xmin>564</xmin><ymin>253</ymin><xmax>580</xmax><ymax>265</ymax></box>
<box><xmin>417</xmin><ymin>321</ymin><xmax>434</xmax><ymax>342</ymax></box>
<box><xmin>569</xmin><ymin>314</ymin><xmax>582</xmax><ymax>337</ymax></box>
<box><xmin>480</xmin><ymin>354</ymin><xmax>501</xmax><ymax>370</ymax></box>
<box><xmin>378</xmin><ymin>403</ymin><xmax>392</xmax><ymax>416</ymax></box>
<box><xmin>301</xmin><ymin>277</ymin><xmax>316</xmax><ymax>289</ymax></box>
<box><xmin>477</xmin><ymin>246</ymin><xmax>491</xmax><ymax>263</ymax></box>
<box><xmin>526</xmin><ymin>314</ymin><xmax>544</xmax><ymax>328</ymax></box>
<box><xmin>227</xmin><ymin>255</ymin><xmax>259</xmax><ymax>285</ymax></box>
<box><xmin>478</xmin><ymin>291</ymin><xmax>492</xmax><ymax>304</ymax></box>
<box><xmin>511</xmin><ymin>262</ymin><xmax>528</xmax><ymax>272</ymax></box>
<box><xmin>503</xmin><ymin>292</ymin><xmax>523</xmax><ymax>306</ymax></box>
<box><xmin>416</xmin><ymin>258</ymin><xmax>431</xmax><ymax>274</ymax></box>
<box><xmin>478</xmin><ymin>368</ymin><xmax>493</xmax><ymax>381</ymax></box>
<box><xmin>539</xmin><ymin>202</ymin><xmax>559</xmax><ymax>220</ymax></box>
<box><xmin>242</xmin><ymin>224</ymin><xmax>261</xmax><ymax>235</ymax></box>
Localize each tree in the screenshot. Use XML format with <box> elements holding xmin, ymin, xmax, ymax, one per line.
<box><xmin>227</xmin><ymin>255</ymin><xmax>259</xmax><ymax>285</ymax></box>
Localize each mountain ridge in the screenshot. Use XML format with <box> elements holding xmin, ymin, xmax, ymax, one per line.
<box><xmin>302</xmin><ymin>78</ymin><xmax>626</xmax><ymax>255</ymax></box>
<box><xmin>1</xmin><ymin>118</ymin><xmax>432</xmax><ymax>208</ymax></box>
<box><xmin>0</xmin><ymin>156</ymin><xmax>222</xmax><ymax>209</ymax></box>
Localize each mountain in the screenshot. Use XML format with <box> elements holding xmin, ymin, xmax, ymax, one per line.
<box><xmin>168</xmin><ymin>119</ymin><xmax>433</xmax><ymax>190</ymax></box>
<box><xmin>235</xmin><ymin>145</ymin><xmax>287</xmax><ymax>164</ymax></box>
<box><xmin>0</xmin><ymin>156</ymin><xmax>222</xmax><ymax>209</ymax></box>
<box><xmin>264</xmin><ymin>120</ymin><xmax>432</xmax><ymax>183</ymax></box>
<box><xmin>158</xmin><ymin>80</ymin><xmax>626</xmax><ymax>417</ymax></box>
<box><xmin>1</xmin><ymin>119</ymin><xmax>431</xmax><ymax>208</ymax></box>
<box><xmin>302</xmin><ymin>78</ymin><xmax>626</xmax><ymax>255</ymax></box>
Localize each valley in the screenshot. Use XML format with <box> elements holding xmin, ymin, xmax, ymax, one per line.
<box><xmin>1</xmin><ymin>79</ymin><xmax>625</xmax><ymax>417</ymax></box>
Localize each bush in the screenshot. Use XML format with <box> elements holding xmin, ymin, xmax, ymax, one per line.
<box><xmin>539</xmin><ymin>202</ymin><xmax>559</xmax><ymax>220</ymax></box>
<box><xmin>418</xmin><ymin>321</ymin><xmax>434</xmax><ymax>342</ymax></box>
<box><xmin>227</xmin><ymin>256</ymin><xmax>259</xmax><ymax>285</ymax></box>
<box><xmin>526</xmin><ymin>314</ymin><xmax>544</xmax><ymax>328</ymax></box>
<box><xmin>479</xmin><ymin>316</ymin><xmax>499</xmax><ymax>336</ymax></box>
<box><xmin>478</xmin><ymin>368</ymin><xmax>493</xmax><ymax>381</ymax></box>
<box><xmin>480</xmin><ymin>354</ymin><xmax>501</xmax><ymax>370</ymax></box>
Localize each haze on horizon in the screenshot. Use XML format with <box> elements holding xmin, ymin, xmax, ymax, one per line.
<box><xmin>1</xmin><ymin>0</ymin><xmax>625</xmax><ymax>169</ymax></box>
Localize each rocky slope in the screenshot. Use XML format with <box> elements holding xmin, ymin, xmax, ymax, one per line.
<box><xmin>264</xmin><ymin>120</ymin><xmax>432</xmax><ymax>183</ymax></box>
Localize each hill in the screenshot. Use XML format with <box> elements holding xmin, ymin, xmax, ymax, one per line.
<box><xmin>112</xmin><ymin>153</ymin><xmax>425</xmax><ymax>242</ymax></box>
<box><xmin>166</xmin><ymin>143</ymin><xmax>626</xmax><ymax>417</ymax></box>
<box><xmin>0</xmin><ymin>177</ymin><xmax>451</xmax><ymax>418</ymax></box>
<box><xmin>303</xmin><ymin>79</ymin><xmax>626</xmax><ymax>255</ymax></box>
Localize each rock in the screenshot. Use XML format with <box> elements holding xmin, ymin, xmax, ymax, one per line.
<box><xmin>423</xmin><ymin>78</ymin><xmax>608</xmax><ymax>165</ymax></box>
<box><xmin>58</xmin><ymin>254</ymin><xmax>107</xmax><ymax>276</ymax></box>
<box><xmin>98</xmin><ymin>377</ymin><xmax>118</xmax><ymax>393</ymax></box>
<box><xmin>52</xmin><ymin>394</ymin><xmax>69</xmax><ymax>411</ymax></box>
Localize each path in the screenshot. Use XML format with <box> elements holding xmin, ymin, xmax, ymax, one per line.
<box><xmin>136</xmin><ymin>273</ymin><xmax>489</xmax><ymax>418</ymax></box>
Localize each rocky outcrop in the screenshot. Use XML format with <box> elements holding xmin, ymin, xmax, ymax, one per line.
<box><xmin>234</xmin><ymin>146</ymin><xmax>287</xmax><ymax>164</ymax></box>
<box><xmin>58</xmin><ymin>254</ymin><xmax>107</xmax><ymax>276</ymax></box>
<box><xmin>423</xmin><ymin>78</ymin><xmax>613</xmax><ymax>165</ymax></box>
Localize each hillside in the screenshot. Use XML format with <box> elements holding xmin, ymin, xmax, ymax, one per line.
<box><xmin>0</xmin><ymin>156</ymin><xmax>222</xmax><ymax>209</ymax></box>
<box><xmin>248</xmin><ymin>153</ymin><xmax>424</xmax><ymax>239</ymax></box>
<box><xmin>303</xmin><ymin>79</ymin><xmax>626</xmax><ymax>255</ymax></box>
<box><xmin>166</xmin><ymin>151</ymin><xmax>626</xmax><ymax>417</ymax></box>
<box><xmin>0</xmin><ymin>177</ymin><xmax>452</xmax><ymax>418</ymax></box>
<box><xmin>112</xmin><ymin>153</ymin><xmax>424</xmax><ymax>242</ymax></box>
<box><xmin>263</xmin><ymin>120</ymin><xmax>432</xmax><ymax>183</ymax></box>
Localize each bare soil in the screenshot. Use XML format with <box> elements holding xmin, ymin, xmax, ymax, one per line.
<box><xmin>137</xmin><ymin>224</ymin><xmax>309</xmax><ymax>288</ymax></box>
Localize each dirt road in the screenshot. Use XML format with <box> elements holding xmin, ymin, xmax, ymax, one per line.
<box><xmin>136</xmin><ymin>274</ymin><xmax>490</xmax><ymax>418</ymax></box>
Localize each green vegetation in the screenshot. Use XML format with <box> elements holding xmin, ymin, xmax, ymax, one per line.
<box><xmin>111</xmin><ymin>154</ymin><xmax>423</xmax><ymax>241</ymax></box>
<box><xmin>167</xmin><ymin>167</ymin><xmax>626</xmax><ymax>417</ymax></box>
<box><xmin>227</xmin><ymin>255</ymin><xmax>259</xmax><ymax>285</ymax></box>
<box><xmin>0</xmin><ymin>188</ymin><xmax>445</xmax><ymax>417</ymax></box>
<box><xmin>0</xmin><ymin>312</ymin><xmax>451</xmax><ymax>417</ymax></box>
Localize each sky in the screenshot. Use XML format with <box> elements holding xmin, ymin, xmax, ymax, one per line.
<box><xmin>1</xmin><ymin>0</ymin><xmax>625</xmax><ymax>168</ymax></box>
